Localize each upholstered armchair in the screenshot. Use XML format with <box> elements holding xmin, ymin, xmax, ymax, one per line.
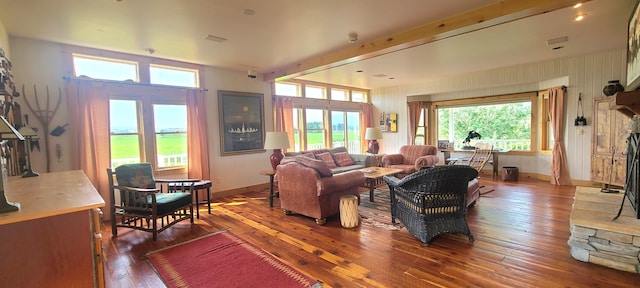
<box><xmin>382</xmin><ymin>145</ymin><xmax>439</xmax><ymax>178</ymax></box>
<box><xmin>108</xmin><ymin>163</ymin><xmax>198</xmax><ymax>241</ymax></box>
<box><xmin>384</xmin><ymin>165</ymin><xmax>479</xmax><ymax>246</ymax></box>
<box><xmin>276</xmin><ymin>156</ymin><xmax>365</xmax><ymax>224</ymax></box>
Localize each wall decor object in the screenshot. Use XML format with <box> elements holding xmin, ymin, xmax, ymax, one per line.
<box><xmin>602</xmin><ymin>80</ymin><xmax>625</xmax><ymax>96</ymax></box>
<box><xmin>626</xmin><ymin>0</ymin><xmax>640</xmax><ymax>91</ymax></box>
<box><xmin>218</xmin><ymin>90</ymin><xmax>265</xmax><ymax>156</ymax></box>
<box><xmin>379</xmin><ymin>112</ymin><xmax>397</xmax><ymax>132</ymax></box>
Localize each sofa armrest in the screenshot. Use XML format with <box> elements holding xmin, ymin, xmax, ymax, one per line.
<box><xmin>382</xmin><ymin>154</ymin><xmax>403</xmax><ymax>167</ymax></box>
<box><xmin>414</xmin><ymin>155</ymin><xmax>439</xmax><ymax>170</ymax></box>
<box><xmin>317</xmin><ymin>170</ymin><xmax>365</xmax><ymax>196</ymax></box>
<box><xmin>350</xmin><ymin>153</ymin><xmax>374</xmax><ymax>167</ymax></box>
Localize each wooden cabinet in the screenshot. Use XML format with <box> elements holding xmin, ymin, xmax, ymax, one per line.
<box><xmin>0</xmin><ymin>170</ymin><xmax>105</xmax><ymax>288</ymax></box>
<box><xmin>591</xmin><ymin>97</ymin><xmax>629</xmax><ymax>186</ymax></box>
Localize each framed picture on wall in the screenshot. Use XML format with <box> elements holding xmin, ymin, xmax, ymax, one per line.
<box><xmin>627</xmin><ymin>0</ymin><xmax>640</xmax><ymax>91</ymax></box>
<box><xmin>379</xmin><ymin>112</ymin><xmax>398</xmax><ymax>132</ymax></box>
<box><xmin>218</xmin><ymin>90</ymin><xmax>265</xmax><ymax>156</ymax></box>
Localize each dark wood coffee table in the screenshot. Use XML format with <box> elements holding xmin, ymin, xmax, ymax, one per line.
<box><xmin>359</xmin><ymin>167</ymin><xmax>403</xmax><ymax>202</ymax></box>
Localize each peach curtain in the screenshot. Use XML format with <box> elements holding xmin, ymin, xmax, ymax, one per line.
<box><xmin>360</xmin><ymin>103</ymin><xmax>373</xmax><ymax>152</ymax></box>
<box><xmin>66</xmin><ymin>80</ymin><xmax>112</xmax><ymax>217</ymax></box>
<box><xmin>407</xmin><ymin>101</ymin><xmax>422</xmax><ymax>145</ymax></box>
<box><xmin>274</xmin><ymin>96</ymin><xmax>294</xmax><ymax>150</ymax></box>
<box><xmin>186</xmin><ymin>89</ymin><xmax>211</xmax><ymax>180</ymax></box>
<box><xmin>548</xmin><ymin>87</ymin><xmax>571</xmax><ymax>185</ymax></box>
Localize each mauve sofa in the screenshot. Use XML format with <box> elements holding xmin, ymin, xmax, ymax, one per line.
<box><xmin>276</xmin><ymin>156</ymin><xmax>365</xmax><ymax>224</ymax></box>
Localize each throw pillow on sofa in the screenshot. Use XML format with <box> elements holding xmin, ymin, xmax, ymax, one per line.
<box><xmin>315</xmin><ymin>152</ymin><xmax>338</xmax><ymax>168</ymax></box>
<box><xmin>333</xmin><ymin>152</ymin><xmax>355</xmax><ymax>167</ymax></box>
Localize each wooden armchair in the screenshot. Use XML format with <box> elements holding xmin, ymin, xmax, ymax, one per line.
<box><xmin>107</xmin><ymin>163</ymin><xmax>198</xmax><ymax>241</ymax></box>
<box><xmin>383</xmin><ymin>165</ymin><xmax>478</xmax><ymax>246</ymax></box>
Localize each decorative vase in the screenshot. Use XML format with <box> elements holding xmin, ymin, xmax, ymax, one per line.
<box><xmin>603</xmin><ymin>80</ymin><xmax>625</xmax><ymax>96</ymax></box>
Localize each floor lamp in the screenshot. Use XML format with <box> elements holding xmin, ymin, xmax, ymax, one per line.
<box><xmin>18</xmin><ymin>126</ymin><xmax>38</xmax><ymax>178</ymax></box>
<box><xmin>0</xmin><ymin>116</ymin><xmax>24</xmax><ymax>213</ymax></box>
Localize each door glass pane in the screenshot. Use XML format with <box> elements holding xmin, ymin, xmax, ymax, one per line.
<box><xmin>110</xmin><ymin>100</ymin><xmax>140</xmax><ymax>168</ymax></box>
<box><xmin>347</xmin><ymin>112</ymin><xmax>361</xmax><ymax>153</ymax></box>
<box><xmin>154</xmin><ymin>104</ymin><xmax>188</xmax><ymax>168</ymax></box>
<box><xmin>306</xmin><ymin>109</ymin><xmax>324</xmax><ymax>149</ymax></box>
<box><xmin>331</xmin><ymin>111</ymin><xmax>345</xmax><ymax>148</ymax></box>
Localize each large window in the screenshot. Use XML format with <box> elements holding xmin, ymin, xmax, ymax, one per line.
<box><xmin>275</xmin><ymin>81</ymin><xmax>368</xmax><ymax>153</ymax></box>
<box><xmin>70</xmin><ymin>48</ymin><xmax>203</xmax><ymax>172</ymax></box>
<box><xmin>435</xmin><ymin>93</ymin><xmax>535</xmax><ymax>151</ymax></box>
<box><xmin>110</xmin><ymin>97</ymin><xmax>188</xmax><ymax>170</ymax></box>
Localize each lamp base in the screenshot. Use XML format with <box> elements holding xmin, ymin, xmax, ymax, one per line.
<box><xmin>22</xmin><ymin>170</ymin><xmax>39</xmax><ymax>178</ymax></box>
<box><xmin>270</xmin><ymin>149</ymin><xmax>284</xmax><ymax>170</ymax></box>
<box><xmin>367</xmin><ymin>140</ymin><xmax>379</xmax><ymax>154</ymax></box>
<box><xmin>0</xmin><ymin>194</ymin><xmax>19</xmax><ymax>213</ymax></box>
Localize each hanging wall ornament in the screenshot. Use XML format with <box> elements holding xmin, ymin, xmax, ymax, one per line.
<box><xmin>575</xmin><ymin>93</ymin><xmax>587</xmax><ymax>126</ymax></box>
<box><xmin>603</xmin><ymin>80</ymin><xmax>625</xmax><ymax>96</ymax></box>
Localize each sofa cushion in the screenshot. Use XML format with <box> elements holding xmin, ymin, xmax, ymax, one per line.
<box><xmin>331</xmin><ymin>164</ymin><xmax>366</xmax><ymax>174</ymax></box>
<box><xmin>316</xmin><ymin>152</ymin><xmax>337</xmax><ymax>168</ymax></box>
<box><xmin>281</xmin><ymin>156</ymin><xmax>333</xmax><ymax>177</ymax></box>
<box><xmin>333</xmin><ymin>152</ymin><xmax>355</xmax><ymax>167</ymax></box>
<box><xmin>302</xmin><ymin>152</ymin><xmax>315</xmax><ymax>159</ymax></box>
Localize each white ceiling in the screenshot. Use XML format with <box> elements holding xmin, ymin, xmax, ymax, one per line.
<box><xmin>0</xmin><ymin>0</ymin><xmax>636</xmax><ymax>89</ymax></box>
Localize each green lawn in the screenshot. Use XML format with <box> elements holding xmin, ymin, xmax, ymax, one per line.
<box><xmin>296</xmin><ymin>131</ymin><xmax>359</xmax><ymax>144</ymax></box>
<box><xmin>111</xmin><ymin>134</ymin><xmax>186</xmax><ymax>159</ymax></box>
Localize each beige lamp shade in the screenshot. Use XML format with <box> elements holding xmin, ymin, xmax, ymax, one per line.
<box><xmin>365</xmin><ymin>127</ymin><xmax>383</xmax><ymax>140</ymax></box>
<box><xmin>264</xmin><ymin>132</ymin><xmax>291</xmax><ymax>149</ymax></box>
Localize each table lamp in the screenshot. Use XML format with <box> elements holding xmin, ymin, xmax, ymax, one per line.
<box><xmin>0</xmin><ymin>116</ymin><xmax>24</xmax><ymax>213</ymax></box>
<box><xmin>365</xmin><ymin>127</ymin><xmax>383</xmax><ymax>154</ymax></box>
<box><xmin>264</xmin><ymin>131</ymin><xmax>291</xmax><ymax>170</ymax></box>
<box><xmin>18</xmin><ymin>126</ymin><xmax>38</xmax><ymax>178</ymax></box>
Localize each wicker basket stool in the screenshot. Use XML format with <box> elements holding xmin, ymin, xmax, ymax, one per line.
<box><xmin>339</xmin><ymin>195</ymin><xmax>359</xmax><ymax>228</ymax></box>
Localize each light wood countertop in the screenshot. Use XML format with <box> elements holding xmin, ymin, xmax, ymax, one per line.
<box><xmin>0</xmin><ymin>170</ymin><xmax>105</xmax><ymax>226</ymax></box>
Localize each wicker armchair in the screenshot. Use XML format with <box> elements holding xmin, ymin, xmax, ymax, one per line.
<box><xmin>383</xmin><ymin>165</ymin><xmax>478</xmax><ymax>246</ymax></box>
<box><xmin>107</xmin><ymin>163</ymin><xmax>198</xmax><ymax>241</ymax></box>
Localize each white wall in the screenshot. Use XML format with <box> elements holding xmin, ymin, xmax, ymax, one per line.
<box><xmin>371</xmin><ymin>49</ymin><xmax>626</xmax><ymax>181</ymax></box>
<box><xmin>8</xmin><ymin>37</ymin><xmax>275</xmax><ymax>193</ymax></box>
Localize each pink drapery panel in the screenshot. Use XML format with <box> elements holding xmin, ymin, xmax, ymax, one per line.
<box><xmin>274</xmin><ymin>96</ymin><xmax>294</xmax><ymax>150</ymax></box>
<box><xmin>360</xmin><ymin>103</ymin><xmax>373</xmax><ymax>153</ymax></box>
<box><xmin>186</xmin><ymin>89</ymin><xmax>211</xmax><ymax>180</ymax></box>
<box><xmin>548</xmin><ymin>87</ymin><xmax>572</xmax><ymax>185</ymax></box>
<box><xmin>407</xmin><ymin>102</ymin><xmax>422</xmax><ymax>145</ymax></box>
<box><xmin>66</xmin><ymin>80</ymin><xmax>112</xmax><ymax>217</ymax></box>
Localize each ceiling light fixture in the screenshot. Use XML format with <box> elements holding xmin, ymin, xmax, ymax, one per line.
<box><xmin>575</xmin><ymin>14</ymin><xmax>586</xmax><ymax>21</ymax></box>
<box><xmin>348</xmin><ymin>32</ymin><xmax>358</xmax><ymax>43</ymax></box>
<box><xmin>242</xmin><ymin>9</ymin><xmax>255</xmax><ymax>16</ymax></box>
<box><xmin>573</xmin><ymin>3</ymin><xmax>582</xmax><ymax>9</ymax></box>
<box><xmin>144</xmin><ymin>48</ymin><xmax>155</xmax><ymax>55</ymax></box>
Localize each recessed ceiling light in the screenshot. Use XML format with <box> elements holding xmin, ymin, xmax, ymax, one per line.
<box><xmin>356</xmin><ymin>70</ymin><xmax>363</xmax><ymax>73</ymax></box>
<box><xmin>546</xmin><ymin>36</ymin><xmax>568</xmax><ymax>46</ymax></box>
<box><xmin>573</xmin><ymin>3</ymin><xmax>582</xmax><ymax>9</ymax></box>
<box><xmin>242</xmin><ymin>9</ymin><xmax>255</xmax><ymax>16</ymax></box>
<box><xmin>575</xmin><ymin>14</ymin><xmax>586</xmax><ymax>21</ymax></box>
<box><xmin>552</xmin><ymin>46</ymin><xmax>564</xmax><ymax>50</ymax></box>
<box><xmin>373</xmin><ymin>74</ymin><xmax>387</xmax><ymax>78</ymax></box>
<box><xmin>204</xmin><ymin>34</ymin><xmax>227</xmax><ymax>43</ymax></box>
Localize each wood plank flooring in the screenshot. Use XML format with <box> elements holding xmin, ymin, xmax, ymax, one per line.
<box><xmin>102</xmin><ymin>176</ymin><xmax>640</xmax><ymax>287</ymax></box>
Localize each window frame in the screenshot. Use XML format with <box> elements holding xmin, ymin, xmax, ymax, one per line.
<box><xmin>431</xmin><ymin>92</ymin><xmax>537</xmax><ymax>155</ymax></box>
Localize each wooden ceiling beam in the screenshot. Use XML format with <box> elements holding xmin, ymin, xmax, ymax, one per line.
<box><xmin>263</xmin><ymin>0</ymin><xmax>588</xmax><ymax>82</ymax></box>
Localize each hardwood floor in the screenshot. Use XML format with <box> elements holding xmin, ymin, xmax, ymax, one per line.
<box><xmin>102</xmin><ymin>176</ymin><xmax>640</xmax><ymax>287</ymax></box>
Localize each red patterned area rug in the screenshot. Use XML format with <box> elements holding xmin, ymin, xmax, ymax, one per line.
<box><xmin>145</xmin><ymin>230</ymin><xmax>322</xmax><ymax>288</ymax></box>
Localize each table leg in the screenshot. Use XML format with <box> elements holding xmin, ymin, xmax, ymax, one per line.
<box><xmin>195</xmin><ymin>188</ymin><xmax>200</xmax><ymax>219</ymax></box>
<box><xmin>493</xmin><ymin>153</ymin><xmax>499</xmax><ymax>179</ymax></box>
<box><xmin>206</xmin><ymin>186</ymin><xmax>211</xmax><ymax>214</ymax></box>
<box><xmin>269</xmin><ymin>175</ymin><xmax>275</xmax><ymax>208</ymax></box>
<box><xmin>369</xmin><ymin>178</ymin><xmax>376</xmax><ymax>202</ymax></box>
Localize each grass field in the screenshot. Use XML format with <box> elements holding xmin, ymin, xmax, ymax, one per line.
<box><xmin>111</xmin><ymin>131</ymin><xmax>360</xmax><ymax>159</ymax></box>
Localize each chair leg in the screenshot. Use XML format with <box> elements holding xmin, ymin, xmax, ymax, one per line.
<box><xmin>111</xmin><ymin>214</ymin><xmax>117</xmax><ymax>237</ymax></box>
<box><xmin>315</xmin><ymin>218</ymin><xmax>326</xmax><ymax>225</ymax></box>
